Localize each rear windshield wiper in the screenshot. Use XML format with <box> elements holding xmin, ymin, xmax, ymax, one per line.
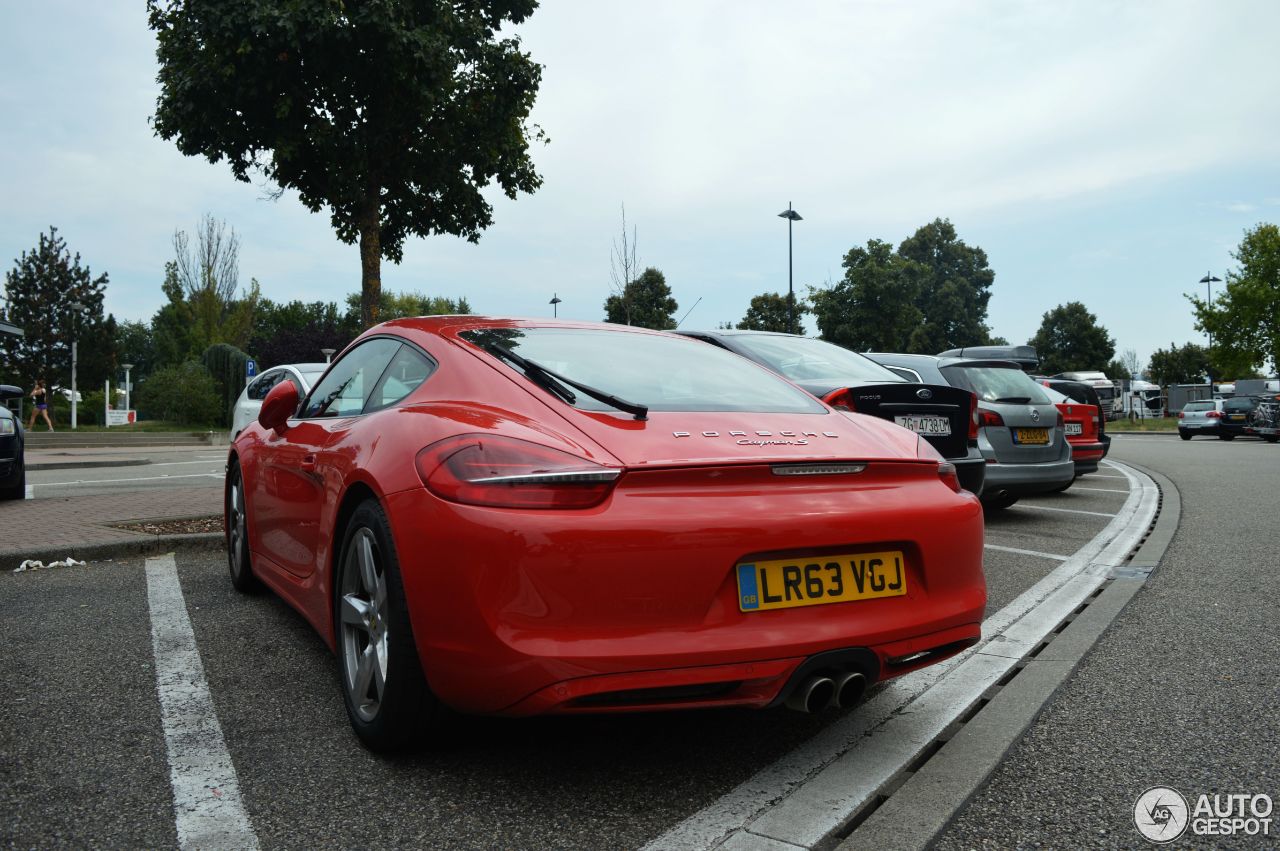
<box><xmin>992</xmin><ymin>396</ymin><xmax>1031</xmax><ymax>404</ymax></box>
<box><xmin>488</xmin><ymin>343</ymin><xmax>649</xmax><ymax>421</ymax></box>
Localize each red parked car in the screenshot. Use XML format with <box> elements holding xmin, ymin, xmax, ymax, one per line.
<box><xmin>1039</xmin><ymin>384</ymin><xmax>1105</xmax><ymax>477</ymax></box>
<box><xmin>225</xmin><ymin>317</ymin><xmax>987</xmax><ymax>751</ymax></box>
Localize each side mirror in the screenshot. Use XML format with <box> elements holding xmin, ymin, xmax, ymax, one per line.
<box><xmin>0</xmin><ymin>385</ymin><xmax>22</xmax><ymax>401</ymax></box>
<box><xmin>258</xmin><ymin>380</ymin><xmax>300</xmax><ymax>433</ymax></box>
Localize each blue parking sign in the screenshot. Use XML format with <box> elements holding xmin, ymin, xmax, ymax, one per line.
<box><xmin>246</xmin><ymin>359</ymin><xmax>257</xmax><ymax>378</ymax></box>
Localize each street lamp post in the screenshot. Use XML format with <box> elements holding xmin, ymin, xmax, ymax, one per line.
<box><xmin>69</xmin><ymin>300</ymin><xmax>83</xmax><ymax>429</ymax></box>
<box><xmin>549</xmin><ymin>294</ymin><xmax>562</xmax><ymax>318</ymax></box>
<box><xmin>1199</xmin><ymin>272</ymin><xmax>1221</xmax><ymax>397</ymax></box>
<box><xmin>320</xmin><ymin>348</ymin><xmax>336</xmax><ymax>364</ymax></box>
<box><xmin>777</xmin><ymin>204</ymin><xmax>803</xmax><ymax>333</ymax></box>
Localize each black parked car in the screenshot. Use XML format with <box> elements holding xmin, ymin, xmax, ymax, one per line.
<box><xmin>1221</xmin><ymin>395</ymin><xmax>1262</xmax><ymax>439</ymax></box>
<box><xmin>1</xmin><ymin>385</ymin><xmax>26</xmax><ymax>500</ymax></box>
<box><xmin>677</xmin><ymin>331</ymin><xmax>986</xmax><ymax>494</ymax></box>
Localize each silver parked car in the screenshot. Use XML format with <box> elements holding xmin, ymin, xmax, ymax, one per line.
<box><xmin>228</xmin><ymin>363</ymin><xmax>328</xmax><ymax>441</ymax></box>
<box><xmin>1177</xmin><ymin>399</ymin><xmax>1225</xmax><ymax>440</ymax></box>
<box><xmin>866</xmin><ymin>354</ymin><xmax>1074</xmax><ymax>509</ymax></box>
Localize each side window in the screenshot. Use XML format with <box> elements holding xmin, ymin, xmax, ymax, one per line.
<box><xmin>366</xmin><ymin>345</ymin><xmax>436</xmax><ymax>412</ymax></box>
<box><xmin>247</xmin><ymin>371</ymin><xmax>278</xmax><ymax>401</ymax></box>
<box><xmin>301</xmin><ymin>338</ymin><xmax>401</xmax><ymax>418</ymax></box>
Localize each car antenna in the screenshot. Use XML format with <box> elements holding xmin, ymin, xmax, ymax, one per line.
<box><xmin>675</xmin><ymin>297</ymin><xmax>702</xmax><ymax>328</ymax></box>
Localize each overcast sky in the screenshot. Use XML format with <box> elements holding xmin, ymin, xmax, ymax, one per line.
<box><xmin>2</xmin><ymin>1</ymin><xmax>1278</xmax><ymax>371</ymax></box>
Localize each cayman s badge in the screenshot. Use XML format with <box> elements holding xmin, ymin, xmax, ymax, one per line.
<box><xmin>916</xmin><ymin>388</ymin><xmax>933</xmax><ymax>400</ymax></box>
<box><xmin>1030</xmin><ymin>409</ymin><xmax>1041</xmax><ymax>422</ymax></box>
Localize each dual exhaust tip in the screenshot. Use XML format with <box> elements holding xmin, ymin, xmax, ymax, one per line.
<box><xmin>784</xmin><ymin>671</ymin><xmax>867</xmax><ymax>714</ymax></box>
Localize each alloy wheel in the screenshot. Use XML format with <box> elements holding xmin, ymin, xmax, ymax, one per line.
<box><xmin>340</xmin><ymin>528</ymin><xmax>389</xmax><ymax>723</ymax></box>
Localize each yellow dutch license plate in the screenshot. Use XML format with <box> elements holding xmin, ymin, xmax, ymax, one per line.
<box><xmin>1015</xmin><ymin>428</ymin><xmax>1049</xmax><ymax>444</ymax></box>
<box><xmin>736</xmin><ymin>551</ymin><xmax>907</xmax><ymax>612</ymax></box>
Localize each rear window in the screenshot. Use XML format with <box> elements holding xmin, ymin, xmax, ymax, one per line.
<box><xmin>943</xmin><ymin>365</ymin><xmax>1052</xmax><ymax>405</ymax></box>
<box><xmin>1183</xmin><ymin>401</ymin><xmax>1214</xmax><ymax>412</ymax></box>
<box><xmin>1224</xmin><ymin>398</ymin><xmax>1257</xmax><ymax>412</ymax></box>
<box><xmin>462</xmin><ymin>327</ymin><xmax>827</xmax><ymax>414</ymax></box>
<box><xmin>725</xmin><ymin>335</ymin><xmax>905</xmax><ymax>384</ymax></box>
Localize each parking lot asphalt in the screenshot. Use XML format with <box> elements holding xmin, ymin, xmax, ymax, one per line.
<box><xmin>0</xmin><ymin>455</ymin><xmax>1169</xmax><ymax>850</ymax></box>
<box><xmin>934</xmin><ymin>435</ymin><xmax>1280</xmax><ymax>849</ymax></box>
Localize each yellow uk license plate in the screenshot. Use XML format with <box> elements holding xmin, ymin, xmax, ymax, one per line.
<box><xmin>1014</xmin><ymin>428</ymin><xmax>1049</xmax><ymax>444</ymax></box>
<box><xmin>736</xmin><ymin>551</ymin><xmax>907</xmax><ymax>612</ymax></box>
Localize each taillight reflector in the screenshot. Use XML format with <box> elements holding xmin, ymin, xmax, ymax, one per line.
<box><xmin>821</xmin><ymin>388</ymin><xmax>856</xmax><ymax>411</ymax></box>
<box><xmin>977</xmin><ymin>408</ymin><xmax>1004</xmax><ymax>429</ymax></box>
<box><xmin>416</xmin><ymin>435</ymin><xmax>620</xmax><ymax>509</ymax></box>
<box><xmin>968</xmin><ymin>392</ymin><xmax>979</xmax><ymax>440</ymax></box>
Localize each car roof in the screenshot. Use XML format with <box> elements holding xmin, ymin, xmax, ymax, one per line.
<box><xmin>867</xmin><ymin>352</ymin><xmax>1025</xmax><ymax>370</ymax></box>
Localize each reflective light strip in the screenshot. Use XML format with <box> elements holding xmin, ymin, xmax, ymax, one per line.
<box><xmin>468</xmin><ymin>469</ymin><xmax>622</xmax><ymax>485</ymax></box>
<box><xmin>771</xmin><ymin>463</ymin><xmax>868</xmax><ymax>476</ymax></box>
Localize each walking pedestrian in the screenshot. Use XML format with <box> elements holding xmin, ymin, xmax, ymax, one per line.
<box><xmin>28</xmin><ymin>378</ymin><xmax>54</xmax><ymax>432</ymax></box>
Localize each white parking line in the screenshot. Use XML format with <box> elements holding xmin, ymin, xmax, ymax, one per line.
<box><xmin>643</xmin><ymin>461</ymin><xmax>1158</xmax><ymax>850</ymax></box>
<box><xmin>984</xmin><ymin>544</ymin><xmax>1068</xmax><ymax>561</ymax></box>
<box><xmin>1014</xmin><ymin>504</ymin><xmax>1117</xmax><ymax>518</ymax></box>
<box><xmin>145</xmin><ymin>554</ymin><xmax>259</xmax><ymax>850</ymax></box>
<box><xmin>1068</xmin><ymin>486</ymin><xmax>1129</xmax><ymax>494</ymax></box>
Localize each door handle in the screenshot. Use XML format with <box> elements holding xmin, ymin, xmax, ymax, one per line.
<box><xmin>300</xmin><ymin>453</ymin><xmax>317</xmax><ymax>470</ymax></box>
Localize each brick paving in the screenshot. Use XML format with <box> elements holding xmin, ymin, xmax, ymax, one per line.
<box><xmin>0</xmin><ymin>486</ymin><xmax>222</xmax><ymax>563</ymax></box>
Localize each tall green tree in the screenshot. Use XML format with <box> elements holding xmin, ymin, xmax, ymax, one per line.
<box><xmin>1192</xmin><ymin>222</ymin><xmax>1280</xmax><ymax>376</ymax></box>
<box><xmin>114</xmin><ymin>320</ymin><xmax>159</xmax><ymax>383</ymax></box>
<box><xmin>897</xmin><ymin>218</ymin><xmax>995</xmax><ymax>352</ymax></box>
<box><xmin>1</xmin><ymin>227</ymin><xmax>112</xmax><ymax>392</ymax></box>
<box><xmin>603</xmin><ymin>268</ymin><xmax>677</xmax><ymax>330</ymax></box>
<box><xmin>1028</xmin><ymin>302</ymin><xmax>1116</xmax><ymax>374</ymax></box>
<box><xmin>737</xmin><ymin>292</ymin><xmax>808</xmax><ymax>334</ymax></box>
<box><xmin>810</xmin><ymin>239</ymin><xmax>922</xmax><ymax>351</ymax></box>
<box><xmin>1147</xmin><ymin>342</ymin><xmax>1210</xmax><ymax>386</ymax></box>
<box><xmin>172</xmin><ymin>215</ymin><xmax>260</xmax><ymax>351</ymax></box>
<box><xmin>149</xmin><ymin>0</ymin><xmax>547</xmax><ymax>329</ymax></box>
<box><xmin>344</xmin><ymin>290</ymin><xmax>473</xmax><ymax>323</ymax></box>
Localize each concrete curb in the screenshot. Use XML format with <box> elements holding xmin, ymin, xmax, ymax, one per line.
<box><xmin>25</xmin><ymin>459</ymin><xmax>151</xmax><ymax>471</ymax></box>
<box><xmin>1</xmin><ymin>532</ymin><xmax>223</xmax><ymax>573</ymax></box>
<box><xmin>835</xmin><ymin>464</ymin><xmax>1182</xmax><ymax>851</ymax></box>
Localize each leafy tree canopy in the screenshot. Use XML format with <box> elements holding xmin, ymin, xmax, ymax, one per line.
<box><xmin>249</xmin><ymin>299</ymin><xmax>355</xmax><ymax>370</ymax></box>
<box><xmin>603</xmin><ymin>267</ymin><xmax>677</xmax><ymax>330</ymax></box>
<box><xmin>897</xmin><ymin>218</ymin><xmax>995</xmax><ymax>352</ymax></box>
<box><xmin>736</xmin><ymin>291</ymin><xmax>808</xmax><ymax>334</ymax></box>
<box><xmin>1105</xmin><ymin>359</ymin><xmax>1132</xmax><ymax>381</ymax></box>
<box><xmin>1147</xmin><ymin>342</ymin><xmax>1210</xmax><ymax>387</ymax></box>
<box><xmin>149</xmin><ymin>0</ymin><xmax>546</xmax><ymax>329</ymax></box>
<box><xmin>811</xmin><ymin>239</ymin><xmax>922</xmax><ymax>351</ymax></box>
<box><xmin>1</xmin><ymin>226</ymin><xmax>112</xmax><ymax>391</ymax></box>
<box><xmin>1028</xmin><ymin>301</ymin><xmax>1116</xmax><ymax>374</ymax></box>
<box><xmin>344</xmin><ymin>290</ymin><xmax>472</xmax><ymax>323</ymax></box>
<box><xmin>1192</xmin><ymin>222</ymin><xmax>1280</xmax><ymax>376</ymax></box>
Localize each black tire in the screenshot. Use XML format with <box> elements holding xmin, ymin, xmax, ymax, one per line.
<box><xmin>1218</xmin><ymin>434</ymin><xmax>1234</xmax><ymax>441</ymax></box>
<box><xmin>0</xmin><ymin>454</ymin><xmax>24</xmax><ymax>501</ymax></box>
<box><xmin>335</xmin><ymin>499</ymin><xmax>441</xmax><ymax>752</ymax></box>
<box><xmin>1179</xmin><ymin>431</ymin><xmax>1192</xmax><ymax>441</ymax></box>
<box><xmin>225</xmin><ymin>460</ymin><xmax>262</xmax><ymax>593</ymax></box>
<box><xmin>1266</xmin><ymin>435</ymin><xmax>1280</xmax><ymax>444</ymax></box>
<box><xmin>982</xmin><ymin>493</ymin><xmax>1019</xmax><ymax>511</ymax></box>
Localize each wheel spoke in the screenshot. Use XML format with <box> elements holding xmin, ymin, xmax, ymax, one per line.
<box><xmin>358</xmin><ymin>533</ymin><xmax>378</xmax><ymax>594</ymax></box>
<box><xmin>354</xmin><ymin>644</ymin><xmax>376</xmax><ymax>700</ymax></box>
<box><xmin>371</xmin><ymin>639</ymin><xmax>386</xmax><ymax>701</ymax></box>
<box><xmin>341</xmin><ymin>594</ymin><xmax>371</xmax><ymax>627</ymax></box>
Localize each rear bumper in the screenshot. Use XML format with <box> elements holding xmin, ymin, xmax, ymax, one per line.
<box><xmin>981</xmin><ymin>456</ymin><xmax>1075</xmax><ymax>495</ymax></box>
<box><xmin>954</xmin><ymin>454</ymin><xmax>986</xmax><ymax>495</ymax></box>
<box><xmin>1069</xmin><ymin>441</ymin><xmax>1105</xmax><ymax>474</ymax></box>
<box><xmin>385</xmin><ymin>466</ymin><xmax>987</xmax><ymax>716</ymax></box>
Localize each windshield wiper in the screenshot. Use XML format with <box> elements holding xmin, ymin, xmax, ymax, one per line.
<box><xmin>992</xmin><ymin>396</ymin><xmax>1032</xmax><ymax>404</ymax></box>
<box><xmin>488</xmin><ymin>343</ymin><xmax>649</xmax><ymax>421</ymax></box>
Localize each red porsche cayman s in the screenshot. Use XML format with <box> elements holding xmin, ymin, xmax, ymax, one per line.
<box><xmin>225</xmin><ymin>317</ymin><xmax>986</xmax><ymax>751</ymax></box>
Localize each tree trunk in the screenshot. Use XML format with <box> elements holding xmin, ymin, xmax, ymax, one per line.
<box><xmin>358</xmin><ymin>197</ymin><xmax>382</xmax><ymax>330</ymax></box>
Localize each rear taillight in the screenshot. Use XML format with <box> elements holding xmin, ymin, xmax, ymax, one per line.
<box><xmin>937</xmin><ymin>461</ymin><xmax>962</xmax><ymax>492</ymax></box>
<box><xmin>976</xmin><ymin>408</ymin><xmax>1004</xmax><ymax>429</ymax></box>
<box><xmin>968</xmin><ymin>392</ymin><xmax>979</xmax><ymax>440</ymax></box>
<box><xmin>1206</xmin><ymin>410</ymin><xmax>1222</xmax><ymax>419</ymax></box>
<box><xmin>1177</xmin><ymin>411</ymin><xmax>1185</xmax><ymax>419</ymax></box>
<box><xmin>821</xmin><ymin>388</ymin><xmax>855</xmax><ymax>411</ymax></box>
<box><xmin>416</xmin><ymin>435</ymin><xmax>620</xmax><ymax>509</ymax></box>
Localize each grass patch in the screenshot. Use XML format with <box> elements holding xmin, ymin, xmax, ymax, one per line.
<box><xmin>1109</xmin><ymin>416</ymin><xmax>1178</xmax><ymax>432</ymax></box>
